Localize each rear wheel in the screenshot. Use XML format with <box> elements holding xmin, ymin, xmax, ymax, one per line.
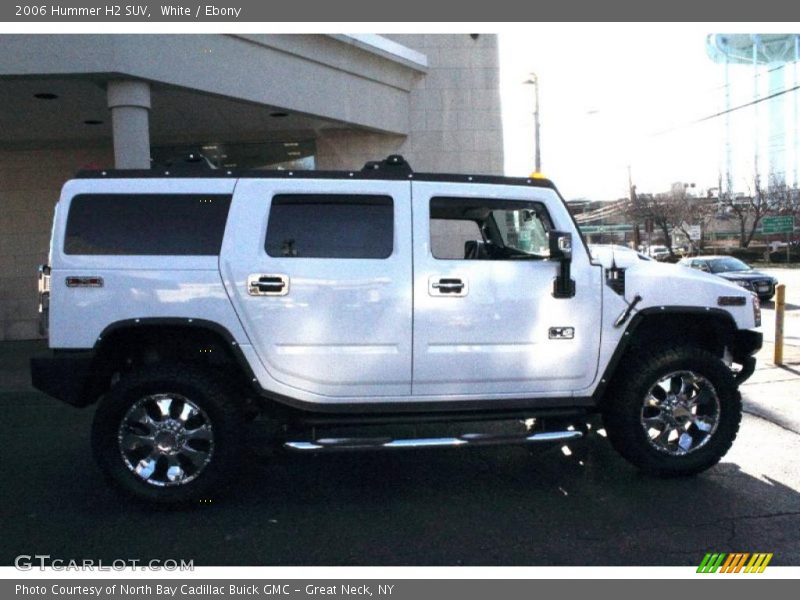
<box><xmin>92</xmin><ymin>363</ymin><xmax>244</xmax><ymax>505</ymax></box>
<box><xmin>602</xmin><ymin>346</ymin><xmax>741</xmax><ymax>476</ymax></box>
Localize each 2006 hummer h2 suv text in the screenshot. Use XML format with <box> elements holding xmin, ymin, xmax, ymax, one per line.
<box><xmin>31</xmin><ymin>156</ymin><xmax>762</xmax><ymax>504</ymax></box>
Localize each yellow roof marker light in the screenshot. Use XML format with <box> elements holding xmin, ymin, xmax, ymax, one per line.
<box><xmin>530</xmin><ymin>172</ymin><xmax>547</xmax><ymax>179</ymax></box>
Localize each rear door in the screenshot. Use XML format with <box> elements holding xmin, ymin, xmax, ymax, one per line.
<box><xmin>221</xmin><ymin>178</ymin><xmax>413</xmax><ymax>398</ymax></box>
<box><xmin>411</xmin><ymin>181</ymin><xmax>603</xmax><ymax>398</ymax></box>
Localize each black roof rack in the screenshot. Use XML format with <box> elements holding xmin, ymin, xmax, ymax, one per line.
<box><xmin>361</xmin><ymin>154</ymin><xmax>413</xmax><ymax>175</ymax></box>
<box><xmin>74</xmin><ymin>155</ymin><xmax>556</xmax><ymax>189</ymax></box>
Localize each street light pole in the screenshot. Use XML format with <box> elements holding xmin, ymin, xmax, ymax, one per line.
<box><xmin>523</xmin><ymin>73</ymin><xmax>541</xmax><ymax>173</ymax></box>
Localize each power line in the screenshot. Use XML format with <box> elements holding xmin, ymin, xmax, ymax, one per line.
<box><xmin>704</xmin><ymin>61</ymin><xmax>795</xmax><ymax>94</ymax></box>
<box><xmin>696</xmin><ymin>83</ymin><xmax>800</xmax><ymax>124</ymax></box>
<box><xmin>649</xmin><ymin>83</ymin><xmax>800</xmax><ymax>137</ymax></box>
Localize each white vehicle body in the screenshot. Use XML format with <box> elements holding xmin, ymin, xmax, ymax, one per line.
<box><xmin>43</xmin><ymin>173</ymin><xmax>758</xmax><ymax>408</ymax></box>
<box><xmin>31</xmin><ymin>157</ymin><xmax>763</xmax><ymax>503</ymax></box>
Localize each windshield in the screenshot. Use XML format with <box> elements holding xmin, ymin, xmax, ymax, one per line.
<box><xmin>708</xmin><ymin>257</ymin><xmax>751</xmax><ymax>273</ymax></box>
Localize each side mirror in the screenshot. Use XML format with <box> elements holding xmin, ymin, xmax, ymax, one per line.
<box><xmin>548</xmin><ymin>231</ymin><xmax>575</xmax><ymax>298</ymax></box>
<box><xmin>548</xmin><ymin>230</ymin><xmax>573</xmax><ymax>261</ymax></box>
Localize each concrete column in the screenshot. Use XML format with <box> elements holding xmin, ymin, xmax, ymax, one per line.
<box><xmin>107</xmin><ymin>80</ymin><xmax>151</xmax><ymax>169</ymax></box>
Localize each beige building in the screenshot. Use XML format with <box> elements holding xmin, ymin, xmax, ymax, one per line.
<box><xmin>0</xmin><ymin>33</ymin><xmax>504</xmax><ymax>340</ymax></box>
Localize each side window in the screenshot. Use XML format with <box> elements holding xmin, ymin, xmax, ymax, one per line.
<box><xmin>430</xmin><ymin>219</ymin><xmax>482</xmax><ymax>260</ymax></box>
<box><xmin>430</xmin><ymin>197</ymin><xmax>552</xmax><ymax>260</ymax></box>
<box><xmin>265</xmin><ymin>194</ymin><xmax>393</xmax><ymax>259</ymax></box>
<box><xmin>64</xmin><ymin>194</ymin><xmax>232</xmax><ymax>255</ymax></box>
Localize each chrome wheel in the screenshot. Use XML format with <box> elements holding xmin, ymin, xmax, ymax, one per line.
<box><xmin>117</xmin><ymin>394</ymin><xmax>214</xmax><ymax>487</ymax></box>
<box><xmin>640</xmin><ymin>371</ymin><xmax>720</xmax><ymax>456</ymax></box>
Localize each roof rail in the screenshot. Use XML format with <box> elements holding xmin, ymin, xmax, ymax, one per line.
<box><xmin>72</xmin><ymin>154</ymin><xmax>558</xmax><ymax>190</ymax></box>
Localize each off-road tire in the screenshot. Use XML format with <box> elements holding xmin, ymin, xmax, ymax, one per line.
<box><xmin>602</xmin><ymin>346</ymin><xmax>741</xmax><ymax>476</ymax></box>
<box><xmin>92</xmin><ymin>363</ymin><xmax>244</xmax><ymax>505</ymax></box>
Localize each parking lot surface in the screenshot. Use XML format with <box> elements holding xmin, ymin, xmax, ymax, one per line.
<box><xmin>1</xmin><ymin>275</ymin><xmax>798</xmax><ymax>566</ymax></box>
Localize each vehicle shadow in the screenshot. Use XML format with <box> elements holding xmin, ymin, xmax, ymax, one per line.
<box><xmin>2</xmin><ymin>401</ymin><xmax>799</xmax><ymax>567</ymax></box>
<box><xmin>775</xmin><ymin>364</ymin><xmax>800</xmax><ymax>376</ymax></box>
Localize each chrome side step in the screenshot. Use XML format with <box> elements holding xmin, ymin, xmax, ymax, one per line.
<box><xmin>284</xmin><ymin>430</ymin><xmax>582</xmax><ymax>452</ymax></box>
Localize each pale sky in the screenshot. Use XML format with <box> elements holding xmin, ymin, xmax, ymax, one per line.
<box><xmin>499</xmin><ymin>26</ymin><xmax>756</xmax><ymax>201</ymax></box>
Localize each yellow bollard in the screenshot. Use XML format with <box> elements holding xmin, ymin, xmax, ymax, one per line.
<box><xmin>774</xmin><ymin>284</ymin><xmax>786</xmax><ymax>365</ymax></box>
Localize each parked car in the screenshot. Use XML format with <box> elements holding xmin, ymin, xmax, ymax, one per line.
<box><xmin>648</xmin><ymin>245</ymin><xmax>670</xmax><ymax>261</ymax></box>
<box><xmin>678</xmin><ymin>255</ymin><xmax>778</xmax><ymax>302</ymax></box>
<box><xmin>31</xmin><ymin>155</ymin><xmax>762</xmax><ymax>505</ymax></box>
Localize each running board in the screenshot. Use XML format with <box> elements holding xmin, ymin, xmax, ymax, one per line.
<box><xmin>284</xmin><ymin>430</ymin><xmax>583</xmax><ymax>452</ymax></box>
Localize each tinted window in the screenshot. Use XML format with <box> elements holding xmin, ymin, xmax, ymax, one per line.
<box><xmin>708</xmin><ymin>257</ymin><xmax>751</xmax><ymax>273</ymax></box>
<box><xmin>431</xmin><ymin>219</ymin><xmax>482</xmax><ymax>260</ymax></box>
<box><xmin>265</xmin><ymin>194</ymin><xmax>393</xmax><ymax>259</ymax></box>
<box><xmin>65</xmin><ymin>194</ymin><xmax>231</xmax><ymax>255</ymax></box>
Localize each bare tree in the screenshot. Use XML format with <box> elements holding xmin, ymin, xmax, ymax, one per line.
<box><xmin>673</xmin><ymin>192</ymin><xmax>716</xmax><ymax>253</ymax></box>
<box><xmin>769</xmin><ymin>179</ymin><xmax>800</xmax><ymax>220</ymax></box>
<box><xmin>720</xmin><ymin>175</ymin><xmax>791</xmax><ymax>248</ymax></box>
<box><xmin>626</xmin><ymin>187</ymin><xmax>682</xmax><ymax>256</ymax></box>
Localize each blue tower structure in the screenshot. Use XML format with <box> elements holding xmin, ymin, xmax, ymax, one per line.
<box><xmin>706</xmin><ymin>34</ymin><xmax>799</xmax><ymax>194</ymax></box>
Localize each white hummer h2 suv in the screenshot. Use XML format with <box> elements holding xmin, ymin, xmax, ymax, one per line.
<box><xmin>32</xmin><ymin>155</ymin><xmax>762</xmax><ymax>504</ymax></box>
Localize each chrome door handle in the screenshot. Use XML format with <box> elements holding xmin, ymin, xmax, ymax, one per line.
<box><xmin>429</xmin><ymin>277</ymin><xmax>468</xmax><ymax>297</ymax></box>
<box><xmin>433</xmin><ymin>281</ymin><xmax>464</xmax><ymax>292</ymax></box>
<box><xmin>248</xmin><ymin>274</ymin><xmax>289</xmax><ymax>296</ymax></box>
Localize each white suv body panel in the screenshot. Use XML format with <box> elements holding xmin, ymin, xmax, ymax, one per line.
<box><xmin>590</xmin><ymin>246</ymin><xmax>758</xmax><ymax>330</ymax></box>
<box><xmin>220</xmin><ymin>178</ymin><xmax>414</xmax><ymax>400</ymax></box>
<box><xmin>48</xmin><ymin>178</ymin><xmax>249</xmax><ymax>350</ymax></box>
<box><xmin>45</xmin><ymin>175</ymin><xmax>760</xmax><ymax>407</ymax></box>
<box><xmin>591</xmin><ymin>246</ymin><xmax>759</xmax><ymax>388</ymax></box>
<box><xmin>411</xmin><ymin>181</ymin><xmax>604</xmax><ymax>397</ymax></box>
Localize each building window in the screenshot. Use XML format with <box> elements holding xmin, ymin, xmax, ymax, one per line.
<box><xmin>64</xmin><ymin>194</ymin><xmax>231</xmax><ymax>255</ymax></box>
<box><xmin>265</xmin><ymin>194</ymin><xmax>394</xmax><ymax>259</ymax></box>
<box><xmin>430</xmin><ymin>197</ymin><xmax>552</xmax><ymax>260</ymax></box>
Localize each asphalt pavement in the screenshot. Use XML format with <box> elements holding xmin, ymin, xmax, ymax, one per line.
<box><xmin>742</xmin><ymin>267</ymin><xmax>800</xmax><ymax>434</ymax></box>
<box><xmin>1</xmin><ymin>284</ymin><xmax>799</xmax><ymax>566</ymax></box>
<box><xmin>758</xmin><ymin>267</ymin><xmax>800</xmax><ymax>357</ymax></box>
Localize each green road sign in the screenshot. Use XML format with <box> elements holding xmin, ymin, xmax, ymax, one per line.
<box><xmin>580</xmin><ymin>224</ymin><xmax>633</xmax><ymax>234</ymax></box>
<box><xmin>761</xmin><ymin>215</ymin><xmax>795</xmax><ymax>234</ymax></box>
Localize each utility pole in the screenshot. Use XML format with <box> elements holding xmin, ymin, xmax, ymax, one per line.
<box><xmin>795</xmin><ymin>35</ymin><xmax>799</xmax><ymax>189</ymax></box>
<box><xmin>523</xmin><ymin>73</ymin><xmax>541</xmax><ymax>172</ymax></box>
<box><xmin>752</xmin><ymin>35</ymin><xmax>761</xmax><ymax>192</ymax></box>
<box><xmin>627</xmin><ymin>165</ymin><xmax>634</xmax><ymax>196</ymax></box>
<box><xmin>628</xmin><ymin>165</ymin><xmax>640</xmax><ymax>249</ymax></box>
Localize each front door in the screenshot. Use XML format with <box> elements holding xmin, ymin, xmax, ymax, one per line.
<box><xmin>411</xmin><ymin>181</ymin><xmax>603</xmax><ymax>398</ymax></box>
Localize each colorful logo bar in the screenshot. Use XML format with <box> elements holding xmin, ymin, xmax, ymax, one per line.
<box><xmin>697</xmin><ymin>553</ymin><xmax>773</xmax><ymax>573</ymax></box>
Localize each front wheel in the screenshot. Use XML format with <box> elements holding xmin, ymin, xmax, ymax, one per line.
<box><xmin>92</xmin><ymin>364</ymin><xmax>244</xmax><ymax>505</ymax></box>
<box><xmin>602</xmin><ymin>346</ymin><xmax>741</xmax><ymax>476</ymax></box>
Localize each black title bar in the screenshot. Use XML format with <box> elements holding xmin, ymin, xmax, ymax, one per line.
<box><xmin>3</xmin><ymin>0</ymin><xmax>800</xmax><ymax>22</ymax></box>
